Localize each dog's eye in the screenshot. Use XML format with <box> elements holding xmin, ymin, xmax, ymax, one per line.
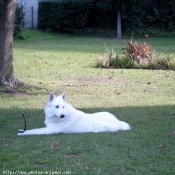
<box><xmin>55</xmin><ymin>105</ymin><xmax>59</xmax><ymax>108</ymax></box>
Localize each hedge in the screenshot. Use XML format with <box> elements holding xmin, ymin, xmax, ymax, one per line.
<box><xmin>38</xmin><ymin>0</ymin><xmax>175</xmax><ymax>36</ymax></box>
<box><xmin>38</xmin><ymin>0</ymin><xmax>93</xmax><ymax>32</ymax></box>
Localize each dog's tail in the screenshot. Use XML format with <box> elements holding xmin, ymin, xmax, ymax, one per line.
<box><xmin>119</xmin><ymin>121</ymin><xmax>131</xmax><ymax>131</ymax></box>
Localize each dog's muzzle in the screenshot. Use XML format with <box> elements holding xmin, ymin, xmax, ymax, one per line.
<box><xmin>55</xmin><ymin>114</ymin><xmax>65</xmax><ymax>118</ymax></box>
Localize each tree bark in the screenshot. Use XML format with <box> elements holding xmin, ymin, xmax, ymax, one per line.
<box><xmin>0</xmin><ymin>0</ymin><xmax>17</xmax><ymax>88</ymax></box>
<box><xmin>117</xmin><ymin>0</ymin><xmax>122</xmax><ymax>40</ymax></box>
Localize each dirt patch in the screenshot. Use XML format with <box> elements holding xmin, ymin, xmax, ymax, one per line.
<box><xmin>65</xmin><ymin>153</ymin><xmax>81</xmax><ymax>158</ymax></box>
<box><xmin>78</xmin><ymin>77</ymin><xmax>113</xmax><ymax>83</ymax></box>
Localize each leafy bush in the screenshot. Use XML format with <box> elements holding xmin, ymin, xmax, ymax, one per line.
<box><xmin>122</xmin><ymin>38</ymin><xmax>153</xmax><ymax>65</ymax></box>
<box><xmin>150</xmin><ymin>54</ymin><xmax>175</xmax><ymax>70</ymax></box>
<box><xmin>95</xmin><ymin>44</ymin><xmax>133</xmax><ymax>69</ymax></box>
<box><xmin>95</xmin><ymin>54</ymin><xmax>110</xmax><ymax>68</ymax></box>
<box><xmin>14</xmin><ymin>3</ymin><xmax>25</xmax><ymax>39</ymax></box>
<box><xmin>95</xmin><ymin>41</ymin><xmax>175</xmax><ymax>71</ymax></box>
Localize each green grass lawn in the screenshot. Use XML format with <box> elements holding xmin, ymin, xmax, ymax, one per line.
<box><xmin>1</xmin><ymin>29</ymin><xmax>175</xmax><ymax>174</ymax></box>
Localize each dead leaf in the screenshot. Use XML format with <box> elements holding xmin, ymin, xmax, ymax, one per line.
<box><xmin>51</xmin><ymin>141</ymin><xmax>61</xmax><ymax>149</ymax></box>
<box><xmin>158</xmin><ymin>145</ymin><xmax>166</xmax><ymax>149</ymax></box>
<box><xmin>65</xmin><ymin>153</ymin><xmax>80</xmax><ymax>158</ymax></box>
<box><xmin>51</xmin><ymin>145</ymin><xmax>56</xmax><ymax>149</ymax></box>
<box><xmin>172</xmin><ymin>131</ymin><xmax>175</xmax><ymax>134</ymax></box>
<box><xmin>56</xmin><ymin>141</ymin><xmax>61</xmax><ymax>145</ymax></box>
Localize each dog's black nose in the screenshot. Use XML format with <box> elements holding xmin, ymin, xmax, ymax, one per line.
<box><xmin>61</xmin><ymin>114</ymin><xmax>65</xmax><ymax>118</ymax></box>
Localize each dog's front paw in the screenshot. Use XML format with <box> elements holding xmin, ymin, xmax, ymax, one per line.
<box><xmin>17</xmin><ymin>129</ymin><xmax>25</xmax><ymax>136</ymax></box>
<box><xmin>17</xmin><ymin>133</ymin><xmax>23</xmax><ymax>136</ymax></box>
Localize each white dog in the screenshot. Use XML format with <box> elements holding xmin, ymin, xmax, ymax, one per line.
<box><xmin>18</xmin><ymin>92</ymin><xmax>131</xmax><ymax>135</ymax></box>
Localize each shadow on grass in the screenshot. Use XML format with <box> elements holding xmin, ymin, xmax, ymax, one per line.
<box><xmin>0</xmin><ymin>104</ymin><xmax>175</xmax><ymax>137</ymax></box>
<box><xmin>0</xmin><ymin>105</ymin><xmax>175</xmax><ymax>174</ymax></box>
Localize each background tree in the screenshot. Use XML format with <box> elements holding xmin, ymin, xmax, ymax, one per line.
<box><xmin>117</xmin><ymin>0</ymin><xmax>122</xmax><ymax>39</ymax></box>
<box><xmin>0</xmin><ymin>0</ymin><xmax>18</xmax><ymax>89</ymax></box>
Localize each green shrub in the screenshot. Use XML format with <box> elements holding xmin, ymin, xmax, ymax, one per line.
<box><xmin>14</xmin><ymin>3</ymin><xmax>25</xmax><ymax>39</ymax></box>
<box><xmin>95</xmin><ymin>42</ymin><xmax>175</xmax><ymax>71</ymax></box>
<box><xmin>150</xmin><ymin>54</ymin><xmax>175</xmax><ymax>70</ymax></box>
<box><xmin>95</xmin><ymin>44</ymin><xmax>133</xmax><ymax>69</ymax></box>
<box><xmin>95</xmin><ymin>54</ymin><xmax>110</xmax><ymax>68</ymax></box>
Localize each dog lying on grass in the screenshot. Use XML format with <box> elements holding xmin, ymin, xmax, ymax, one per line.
<box><xmin>18</xmin><ymin>92</ymin><xmax>131</xmax><ymax>135</ymax></box>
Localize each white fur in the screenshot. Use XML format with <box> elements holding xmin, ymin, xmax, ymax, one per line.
<box><xmin>18</xmin><ymin>92</ymin><xmax>131</xmax><ymax>135</ymax></box>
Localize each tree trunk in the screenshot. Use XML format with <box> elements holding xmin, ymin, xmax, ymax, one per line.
<box><xmin>117</xmin><ymin>0</ymin><xmax>122</xmax><ymax>40</ymax></box>
<box><xmin>0</xmin><ymin>0</ymin><xmax>17</xmax><ymax>88</ymax></box>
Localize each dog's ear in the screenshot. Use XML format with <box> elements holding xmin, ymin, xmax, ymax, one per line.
<box><xmin>49</xmin><ymin>92</ymin><xmax>55</xmax><ymax>102</ymax></box>
<box><xmin>62</xmin><ymin>92</ymin><xmax>66</xmax><ymax>101</ymax></box>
